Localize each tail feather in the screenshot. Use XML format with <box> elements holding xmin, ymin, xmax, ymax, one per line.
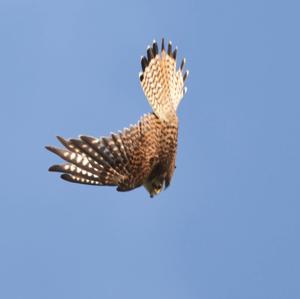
<box><xmin>139</xmin><ymin>38</ymin><xmax>188</xmax><ymax>121</ymax></box>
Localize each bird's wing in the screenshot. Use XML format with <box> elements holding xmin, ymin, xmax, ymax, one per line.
<box><xmin>139</xmin><ymin>38</ymin><xmax>188</xmax><ymax>121</ymax></box>
<box><xmin>46</xmin><ymin>113</ymin><xmax>161</xmax><ymax>190</ymax></box>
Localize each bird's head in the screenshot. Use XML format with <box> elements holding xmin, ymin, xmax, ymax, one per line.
<box><xmin>143</xmin><ymin>175</ymin><xmax>165</xmax><ymax>198</ymax></box>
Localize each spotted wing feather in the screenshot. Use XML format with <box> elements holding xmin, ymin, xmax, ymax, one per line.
<box><xmin>46</xmin><ymin>113</ymin><xmax>165</xmax><ymax>190</ymax></box>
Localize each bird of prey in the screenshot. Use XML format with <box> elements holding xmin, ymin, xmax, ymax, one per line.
<box><xmin>46</xmin><ymin>38</ymin><xmax>189</xmax><ymax>197</ymax></box>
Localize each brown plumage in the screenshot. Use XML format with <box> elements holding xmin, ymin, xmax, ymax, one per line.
<box><xmin>46</xmin><ymin>38</ymin><xmax>188</xmax><ymax>197</ymax></box>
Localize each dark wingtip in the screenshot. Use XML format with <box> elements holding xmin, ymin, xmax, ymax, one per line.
<box><xmin>80</xmin><ymin>135</ymin><xmax>93</xmax><ymax>142</ymax></box>
<box><xmin>139</xmin><ymin>72</ymin><xmax>144</xmax><ymax>82</ymax></box>
<box><xmin>45</xmin><ymin>145</ymin><xmax>55</xmax><ymax>153</ymax></box>
<box><xmin>56</xmin><ymin>135</ymin><xmax>70</xmax><ymax>148</ymax></box>
<box><xmin>147</xmin><ymin>46</ymin><xmax>154</xmax><ymax>61</ymax></box>
<box><xmin>180</xmin><ymin>58</ymin><xmax>186</xmax><ymax>71</ymax></box>
<box><xmin>172</xmin><ymin>47</ymin><xmax>177</xmax><ymax>60</ymax></box>
<box><xmin>48</xmin><ymin>165</ymin><xmax>60</xmax><ymax>172</ymax></box>
<box><xmin>61</xmin><ymin>173</ymin><xmax>72</xmax><ymax>182</ymax></box>
<box><xmin>141</xmin><ymin>56</ymin><xmax>148</xmax><ymax>72</ymax></box>
<box><xmin>167</xmin><ymin>41</ymin><xmax>172</xmax><ymax>56</ymax></box>
<box><xmin>161</xmin><ymin>38</ymin><xmax>165</xmax><ymax>51</ymax></box>
<box><xmin>183</xmin><ymin>70</ymin><xmax>189</xmax><ymax>82</ymax></box>
<box><xmin>56</xmin><ymin>136</ymin><xmax>64</xmax><ymax>143</ymax></box>
<box><xmin>152</xmin><ymin>40</ymin><xmax>158</xmax><ymax>56</ymax></box>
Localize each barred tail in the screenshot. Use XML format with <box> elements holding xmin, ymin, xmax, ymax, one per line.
<box><xmin>139</xmin><ymin>38</ymin><xmax>189</xmax><ymax>121</ymax></box>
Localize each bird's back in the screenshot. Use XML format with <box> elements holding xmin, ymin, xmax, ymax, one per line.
<box><xmin>117</xmin><ymin>113</ymin><xmax>178</xmax><ymax>192</ymax></box>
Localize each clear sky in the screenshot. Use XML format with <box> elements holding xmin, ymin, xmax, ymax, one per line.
<box><xmin>0</xmin><ymin>0</ymin><xmax>299</xmax><ymax>298</ymax></box>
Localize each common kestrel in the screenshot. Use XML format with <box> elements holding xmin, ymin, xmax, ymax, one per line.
<box><xmin>46</xmin><ymin>38</ymin><xmax>188</xmax><ymax>197</ymax></box>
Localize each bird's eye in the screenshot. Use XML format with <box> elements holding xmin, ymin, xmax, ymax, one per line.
<box><xmin>153</xmin><ymin>183</ymin><xmax>162</xmax><ymax>190</ymax></box>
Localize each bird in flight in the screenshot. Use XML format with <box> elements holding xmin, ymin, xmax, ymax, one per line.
<box><xmin>46</xmin><ymin>38</ymin><xmax>189</xmax><ymax>197</ymax></box>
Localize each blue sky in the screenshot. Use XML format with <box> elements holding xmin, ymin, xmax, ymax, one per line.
<box><xmin>0</xmin><ymin>0</ymin><xmax>299</xmax><ymax>298</ymax></box>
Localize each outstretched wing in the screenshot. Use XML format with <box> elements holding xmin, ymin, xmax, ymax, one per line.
<box><xmin>46</xmin><ymin>113</ymin><xmax>162</xmax><ymax>191</ymax></box>
<box><xmin>139</xmin><ymin>38</ymin><xmax>189</xmax><ymax>121</ymax></box>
